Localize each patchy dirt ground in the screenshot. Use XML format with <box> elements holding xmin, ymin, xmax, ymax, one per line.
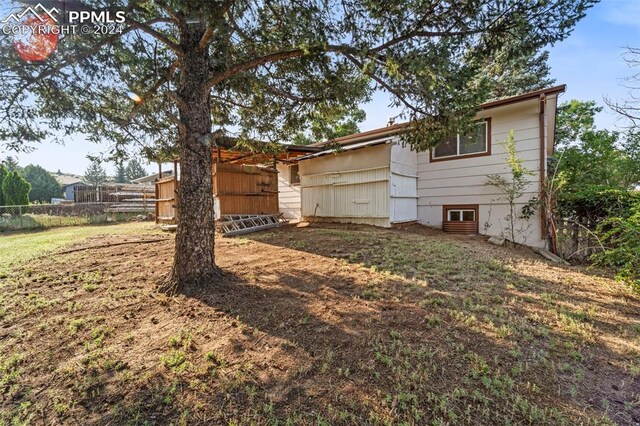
<box><xmin>0</xmin><ymin>222</ymin><xmax>638</xmax><ymax>425</ymax></box>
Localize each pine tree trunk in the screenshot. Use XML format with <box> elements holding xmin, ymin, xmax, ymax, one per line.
<box><xmin>162</xmin><ymin>25</ymin><xmax>221</xmax><ymax>295</ymax></box>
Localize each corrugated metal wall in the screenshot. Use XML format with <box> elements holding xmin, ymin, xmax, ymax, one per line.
<box><xmin>389</xmin><ymin>143</ymin><xmax>418</xmax><ymax>223</ymax></box>
<box><xmin>300</xmin><ymin>145</ymin><xmax>392</xmax><ymax>227</ymax></box>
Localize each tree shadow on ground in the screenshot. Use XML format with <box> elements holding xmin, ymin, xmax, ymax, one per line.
<box><xmin>1</xmin><ymin>227</ymin><xmax>638</xmax><ymax>425</ymax></box>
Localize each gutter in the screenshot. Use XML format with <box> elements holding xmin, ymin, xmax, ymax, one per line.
<box><xmin>311</xmin><ymin>85</ymin><xmax>568</xmax><ymax>149</ymax></box>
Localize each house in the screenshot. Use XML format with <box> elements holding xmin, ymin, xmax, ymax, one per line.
<box><xmin>277</xmin><ymin>85</ymin><xmax>565</xmax><ymax>248</ymax></box>
<box><xmin>53</xmin><ymin>173</ymin><xmax>85</xmax><ymax>201</ymax></box>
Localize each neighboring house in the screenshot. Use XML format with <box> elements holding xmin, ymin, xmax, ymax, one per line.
<box><xmin>280</xmin><ymin>85</ymin><xmax>564</xmax><ymax>248</ymax></box>
<box><xmin>53</xmin><ymin>173</ymin><xmax>85</xmax><ymax>201</ymax></box>
<box><xmin>131</xmin><ymin>170</ymin><xmax>174</xmax><ymax>184</ymax></box>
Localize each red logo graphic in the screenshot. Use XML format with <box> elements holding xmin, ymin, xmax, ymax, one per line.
<box><xmin>12</xmin><ymin>13</ymin><xmax>59</xmax><ymax>62</ymax></box>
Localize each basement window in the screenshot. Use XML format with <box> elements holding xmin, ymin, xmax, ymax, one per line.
<box><xmin>432</xmin><ymin>119</ymin><xmax>490</xmax><ymax>161</ymax></box>
<box><xmin>442</xmin><ymin>204</ymin><xmax>479</xmax><ymax>234</ymax></box>
<box><xmin>447</xmin><ymin>209</ymin><xmax>476</xmax><ymax>222</ymax></box>
<box><xmin>289</xmin><ymin>164</ymin><xmax>300</xmax><ymax>185</ymax></box>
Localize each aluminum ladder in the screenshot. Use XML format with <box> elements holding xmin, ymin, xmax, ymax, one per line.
<box><xmin>218</xmin><ymin>213</ymin><xmax>288</xmax><ymax>236</ymax></box>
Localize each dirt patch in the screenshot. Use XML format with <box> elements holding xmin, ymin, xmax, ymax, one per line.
<box><xmin>0</xmin><ymin>223</ymin><xmax>638</xmax><ymax>425</ymax></box>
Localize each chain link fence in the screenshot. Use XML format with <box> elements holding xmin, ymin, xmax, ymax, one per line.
<box><xmin>0</xmin><ymin>203</ymin><xmax>153</xmax><ymax>232</ymax></box>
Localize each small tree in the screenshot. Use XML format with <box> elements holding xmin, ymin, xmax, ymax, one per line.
<box><xmin>83</xmin><ymin>160</ymin><xmax>107</xmax><ymax>187</ymax></box>
<box><xmin>2</xmin><ymin>171</ymin><xmax>30</xmax><ymax>206</ymax></box>
<box><xmin>125</xmin><ymin>159</ymin><xmax>148</xmax><ymax>181</ymax></box>
<box><xmin>2</xmin><ymin>156</ymin><xmax>20</xmax><ymax>172</ymax></box>
<box><xmin>0</xmin><ymin>164</ymin><xmax>7</xmax><ymax>205</ymax></box>
<box><xmin>114</xmin><ymin>164</ymin><xmax>127</xmax><ymax>183</ymax></box>
<box><xmin>22</xmin><ymin>164</ymin><xmax>61</xmax><ymax>203</ymax></box>
<box><xmin>486</xmin><ymin>131</ymin><xmax>535</xmax><ymax>244</ymax></box>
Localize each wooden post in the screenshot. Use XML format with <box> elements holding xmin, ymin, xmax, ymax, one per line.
<box><xmin>174</xmin><ymin>161</ymin><xmax>179</xmax><ymax>225</ymax></box>
<box><xmin>154</xmin><ymin>180</ymin><xmax>159</xmax><ymax>224</ymax></box>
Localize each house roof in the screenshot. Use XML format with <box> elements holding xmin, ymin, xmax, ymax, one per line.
<box><xmin>310</xmin><ymin>85</ymin><xmax>567</xmax><ymax>148</ymax></box>
<box><xmin>54</xmin><ymin>173</ymin><xmax>85</xmax><ymax>187</ymax></box>
<box><xmin>297</xmin><ymin>137</ymin><xmax>393</xmax><ymax>161</ymax></box>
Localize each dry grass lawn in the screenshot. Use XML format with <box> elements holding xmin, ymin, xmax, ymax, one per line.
<box><xmin>0</xmin><ymin>222</ymin><xmax>638</xmax><ymax>425</ymax></box>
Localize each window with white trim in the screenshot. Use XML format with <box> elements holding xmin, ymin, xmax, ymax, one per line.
<box><xmin>447</xmin><ymin>209</ymin><xmax>476</xmax><ymax>222</ymax></box>
<box><xmin>433</xmin><ymin>121</ymin><xmax>488</xmax><ymax>159</ymax></box>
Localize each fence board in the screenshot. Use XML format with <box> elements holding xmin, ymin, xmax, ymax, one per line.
<box><xmin>554</xmin><ymin>218</ymin><xmax>602</xmax><ymax>262</ymax></box>
<box><xmin>156</xmin><ymin>177</ymin><xmax>177</xmax><ymax>223</ymax></box>
<box><xmin>154</xmin><ymin>164</ymin><xmax>279</xmax><ymax>223</ymax></box>
<box><xmin>214</xmin><ymin>163</ymin><xmax>279</xmax><ymax>216</ymax></box>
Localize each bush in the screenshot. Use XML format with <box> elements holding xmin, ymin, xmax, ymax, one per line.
<box><xmin>22</xmin><ymin>164</ymin><xmax>61</xmax><ymax>203</ymax></box>
<box><xmin>592</xmin><ymin>204</ymin><xmax>640</xmax><ymax>292</ymax></box>
<box><xmin>557</xmin><ymin>186</ymin><xmax>640</xmax><ymax>224</ymax></box>
<box><xmin>0</xmin><ymin>165</ymin><xmax>7</xmax><ymax>205</ymax></box>
<box><xmin>1</xmin><ymin>171</ymin><xmax>30</xmax><ymax>206</ymax></box>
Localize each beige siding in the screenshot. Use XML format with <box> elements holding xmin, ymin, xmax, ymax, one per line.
<box><xmin>299</xmin><ymin>143</ymin><xmax>391</xmax><ymax>227</ymax></box>
<box><xmin>276</xmin><ymin>163</ymin><xmax>301</xmax><ymax>220</ymax></box>
<box><xmin>417</xmin><ymin>99</ymin><xmax>546</xmax><ymax>247</ymax></box>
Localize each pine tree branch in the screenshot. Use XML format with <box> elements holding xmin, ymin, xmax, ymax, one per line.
<box><xmin>125</xmin><ymin>18</ymin><xmax>183</xmax><ymax>56</ymax></box>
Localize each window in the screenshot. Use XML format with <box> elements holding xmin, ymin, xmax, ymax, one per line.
<box><xmin>442</xmin><ymin>204</ymin><xmax>479</xmax><ymax>234</ymax></box>
<box><xmin>289</xmin><ymin>164</ymin><xmax>300</xmax><ymax>185</ymax></box>
<box><xmin>432</xmin><ymin>119</ymin><xmax>490</xmax><ymax>161</ymax></box>
<box><xmin>447</xmin><ymin>209</ymin><xmax>476</xmax><ymax>222</ymax></box>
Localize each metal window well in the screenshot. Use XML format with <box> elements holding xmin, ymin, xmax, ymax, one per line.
<box><xmin>217</xmin><ymin>214</ymin><xmax>288</xmax><ymax>236</ymax></box>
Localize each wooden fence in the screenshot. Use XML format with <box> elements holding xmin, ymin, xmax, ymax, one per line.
<box><xmin>73</xmin><ymin>184</ymin><xmax>155</xmax><ymax>214</ymax></box>
<box><xmin>156</xmin><ymin>177</ymin><xmax>177</xmax><ymax>223</ymax></box>
<box><xmin>554</xmin><ymin>218</ymin><xmax>602</xmax><ymax>263</ymax></box>
<box><xmin>155</xmin><ymin>163</ymin><xmax>279</xmax><ymax>224</ymax></box>
<box><xmin>214</xmin><ymin>163</ymin><xmax>279</xmax><ymax>216</ymax></box>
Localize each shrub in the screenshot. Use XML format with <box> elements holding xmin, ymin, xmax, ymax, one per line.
<box><xmin>592</xmin><ymin>204</ymin><xmax>640</xmax><ymax>292</ymax></box>
<box><xmin>21</xmin><ymin>164</ymin><xmax>61</xmax><ymax>203</ymax></box>
<box><xmin>2</xmin><ymin>171</ymin><xmax>30</xmax><ymax>206</ymax></box>
<box><xmin>0</xmin><ymin>165</ymin><xmax>7</xmax><ymax>205</ymax></box>
<box><xmin>557</xmin><ymin>185</ymin><xmax>639</xmax><ymax>224</ymax></box>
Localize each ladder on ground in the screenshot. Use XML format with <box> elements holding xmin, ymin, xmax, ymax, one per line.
<box><xmin>218</xmin><ymin>214</ymin><xmax>288</xmax><ymax>236</ymax></box>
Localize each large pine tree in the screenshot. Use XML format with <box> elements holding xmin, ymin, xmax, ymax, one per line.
<box><xmin>478</xmin><ymin>39</ymin><xmax>556</xmax><ymax>100</ymax></box>
<box><xmin>0</xmin><ymin>1</ymin><xmax>595</xmax><ymax>294</ymax></box>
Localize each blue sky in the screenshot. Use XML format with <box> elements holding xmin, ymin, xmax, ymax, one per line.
<box><xmin>4</xmin><ymin>0</ymin><xmax>640</xmax><ymax>176</ymax></box>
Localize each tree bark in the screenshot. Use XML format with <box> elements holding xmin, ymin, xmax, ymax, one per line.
<box><xmin>161</xmin><ymin>24</ymin><xmax>221</xmax><ymax>295</ymax></box>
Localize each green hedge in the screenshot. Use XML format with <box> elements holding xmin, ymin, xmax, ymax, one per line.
<box><xmin>591</xmin><ymin>204</ymin><xmax>640</xmax><ymax>292</ymax></box>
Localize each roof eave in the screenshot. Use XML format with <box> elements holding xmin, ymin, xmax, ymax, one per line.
<box><xmin>310</xmin><ymin>85</ymin><xmax>567</xmax><ymax>148</ymax></box>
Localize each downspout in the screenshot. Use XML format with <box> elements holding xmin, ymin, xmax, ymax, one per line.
<box><xmin>538</xmin><ymin>95</ymin><xmax>547</xmax><ymax>241</ymax></box>
<box><xmin>539</xmin><ymin>94</ymin><xmax>558</xmax><ymax>253</ymax></box>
